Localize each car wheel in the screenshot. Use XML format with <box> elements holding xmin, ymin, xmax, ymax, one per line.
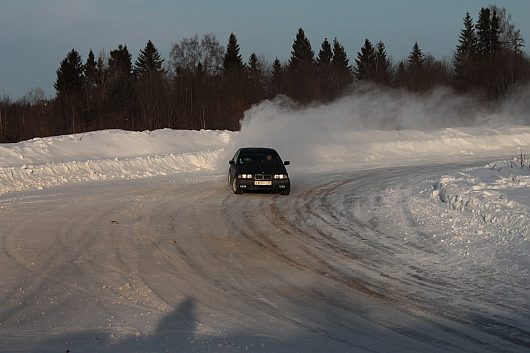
<box><xmin>232</xmin><ymin>178</ymin><xmax>243</xmax><ymax>194</ymax></box>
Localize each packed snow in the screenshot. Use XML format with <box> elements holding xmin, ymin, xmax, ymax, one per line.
<box><xmin>1</xmin><ymin>92</ymin><xmax>530</xmax><ymax>352</ymax></box>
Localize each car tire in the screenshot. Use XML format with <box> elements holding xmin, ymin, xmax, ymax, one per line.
<box><xmin>232</xmin><ymin>178</ymin><xmax>243</xmax><ymax>194</ymax></box>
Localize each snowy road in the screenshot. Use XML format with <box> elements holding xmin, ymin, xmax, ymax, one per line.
<box><xmin>1</xmin><ymin>164</ymin><xmax>529</xmax><ymax>353</ymax></box>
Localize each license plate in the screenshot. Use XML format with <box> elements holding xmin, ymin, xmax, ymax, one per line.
<box><xmin>254</xmin><ymin>181</ymin><xmax>272</xmax><ymax>186</ymax></box>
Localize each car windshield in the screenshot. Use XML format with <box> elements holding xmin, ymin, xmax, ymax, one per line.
<box><xmin>238</xmin><ymin>152</ymin><xmax>281</xmax><ymax>165</ymax></box>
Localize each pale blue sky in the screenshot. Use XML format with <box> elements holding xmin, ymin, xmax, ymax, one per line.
<box><xmin>1</xmin><ymin>0</ymin><xmax>529</xmax><ymax>98</ymax></box>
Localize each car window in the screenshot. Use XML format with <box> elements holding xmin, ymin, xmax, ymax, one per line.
<box><xmin>238</xmin><ymin>152</ymin><xmax>281</xmax><ymax>165</ymax></box>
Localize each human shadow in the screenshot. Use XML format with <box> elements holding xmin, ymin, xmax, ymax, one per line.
<box><xmin>6</xmin><ymin>290</ymin><xmax>530</xmax><ymax>353</ymax></box>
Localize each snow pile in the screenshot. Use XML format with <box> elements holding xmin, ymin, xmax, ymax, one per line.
<box><xmin>0</xmin><ymin>129</ymin><xmax>233</xmax><ymax>167</ymax></box>
<box><xmin>0</xmin><ymin>129</ymin><xmax>232</xmax><ymax>195</ymax></box>
<box><xmin>4</xmin><ymin>126</ymin><xmax>530</xmax><ymax>196</ymax></box>
<box><xmin>432</xmin><ymin>160</ymin><xmax>530</xmax><ymax>240</ymax></box>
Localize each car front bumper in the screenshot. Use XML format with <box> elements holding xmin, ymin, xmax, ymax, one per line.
<box><xmin>236</xmin><ymin>178</ymin><xmax>290</xmax><ymax>192</ymax></box>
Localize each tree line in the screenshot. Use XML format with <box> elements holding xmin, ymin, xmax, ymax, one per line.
<box><xmin>1</xmin><ymin>5</ymin><xmax>529</xmax><ymax>143</ymax></box>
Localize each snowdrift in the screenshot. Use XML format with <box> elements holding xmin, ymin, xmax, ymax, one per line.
<box><xmin>4</xmin><ymin>126</ymin><xmax>530</xmax><ymax>195</ymax></box>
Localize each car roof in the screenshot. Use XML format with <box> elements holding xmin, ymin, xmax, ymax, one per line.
<box><xmin>238</xmin><ymin>147</ymin><xmax>278</xmax><ymax>154</ymax></box>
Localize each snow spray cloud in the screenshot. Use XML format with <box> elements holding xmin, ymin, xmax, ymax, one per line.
<box><xmin>230</xmin><ymin>83</ymin><xmax>530</xmax><ymax>172</ymax></box>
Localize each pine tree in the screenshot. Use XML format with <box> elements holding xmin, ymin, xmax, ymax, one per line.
<box><xmin>476</xmin><ymin>8</ymin><xmax>492</xmax><ymax>55</ymax></box>
<box><xmin>475</xmin><ymin>7</ymin><xmax>506</xmax><ymax>98</ymax></box>
<box><xmin>408</xmin><ymin>42</ymin><xmax>425</xmax><ymax>90</ymax></box>
<box><xmin>54</xmin><ymin>49</ymin><xmax>84</xmax><ymax>97</ymax></box>
<box><xmin>490</xmin><ymin>9</ymin><xmax>501</xmax><ymax>54</ymax></box>
<box><xmin>332</xmin><ymin>38</ymin><xmax>353</xmax><ymax>92</ymax></box>
<box><xmin>83</xmin><ymin>49</ymin><xmax>98</xmax><ymax>121</ymax></box>
<box><xmin>394</xmin><ymin>61</ymin><xmax>407</xmax><ymax>87</ymax></box>
<box><xmin>374</xmin><ymin>41</ymin><xmax>391</xmax><ymax>84</ymax></box>
<box><xmin>84</xmin><ymin>50</ymin><xmax>98</xmax><ymax>89</ymax></box>
<box><xmin>246</xmin><ymin>53</ymin><xmax>265</xmax><ymax>103</ymax></box>
<box><xmin>247</xmin><ymin>53</ymin><xmax>261</xmax><ymax>79</ymax></box>
<box><xmin>107</xmin><ymin>45</ymin><xmax>135</xmax><ymax>115</ymax></box>
<box><xmin>288</xmin><ymin>28</ymin><xmax>315</xmax><ymax>71</ymax></box>
<box><xmin>355</xmin><ymin>39</ymin><xmax>376</xmax><ymax>81</ymax></box>
<box><xmin>134</xmin><ymin>41</ymin><xmax>166</xmax><ymax>130</ymax></box>
<box><xmin>316</xmin><ymin>38</ymin><xmax>334</xmax><ymax>100</ymax></box>
<box><xmin>270</xmin><ymin>57</ymin><xmax>284</xmax><ymax>96</ymax></box>
<box><xmin>408</xmin><ymin>42</ymin><xmax>425</xmax><ymax>68</ymax></box>
<box><xmin>317</xmin><ymin>38</ymin><xmax>333</xmax><ymax>66</ymax></box>
<box><xmin>108</xmin><ymin>45</ymin><xmax>134</xmax><ymax>80</ymax></box>
<box><xmin>223</xmin><ymin>33</ymin><xmax>244</xmax><ymax>76</ymax></box>
<box><xmin>272</xmin><ymin>58</ymin><xmax>282</xmax><ymax>76</ymax></box>
<box><xmin>135</xmin><ymin>40</ymin><xmax>164</xmax><ymax>79</ymax></box>
<box><xmin>454</xmin><ymin>12</ymin><xmax>478</xmax><ymax>90</ymax></box>
<box><xmin>96</xmin><ymin>51</ymin><xmax>107</xmax><ymax>88</ymax></box>
<box><xmin>54</xmin><ymin>49</ymin><xmax>85</xmax><ymax>133</ymax></box>
<box><xmin>287</xmin><ymin>28</ymin><xmax>316</xmax><ymax>102</ymax></box>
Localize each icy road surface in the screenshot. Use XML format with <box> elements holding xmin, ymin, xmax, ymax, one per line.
<box><xmin>1</xmin><ymin>164</ymin><xmax>529</xmax><ymax>353</ymax></box>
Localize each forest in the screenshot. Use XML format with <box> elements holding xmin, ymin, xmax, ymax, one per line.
<box><xmin>0</xmin><ymin>5</ymin><xmax>529</xmax><ymax>143</ymax></box>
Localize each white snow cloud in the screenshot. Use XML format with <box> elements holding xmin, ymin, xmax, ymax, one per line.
<box><xmin>231</xmin><ymin>84</ymin><xmax>530</xmax><ymax>170</ymax></box>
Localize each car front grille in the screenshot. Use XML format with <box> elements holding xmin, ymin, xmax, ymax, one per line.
<box><xmin>254</xmin><ymin>174</ymin><xmax>272</xmax><ymax>180</ymax></box>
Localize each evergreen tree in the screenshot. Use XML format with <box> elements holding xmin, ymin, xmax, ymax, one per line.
<box><xmin>83</xmin><ymin>49</ymin><xmax>98</xmax><ymax>122</ymax></box>
<box><xmin>135</xmin><ymin>40</ymin><xmax>164</xmax><ymax>79</ymax></box>
<box><xmin>246</xmin><ymin>53</ymin><xmax>265</xmax><ymax>103</ymax></box>
<box><xmin>490</xmin><ymin>9</ymin><xmax>501</xmax><ymax>54</ymax></box>
<box><xmin>287</xmin><ymin>28</ymin><xmax>316</xmax><ymax>102</ymax></box>
<box><xmin>54</xmin><ymin>49</ymin><xmax>84</xmax><ymax>97</ymax></box>
<box><xmin>134</xmin><ymin>41</ymin><xmax>166</xmax><ymax>130</ymax></box>
<box><xmin>84</xmin><ymin>50</ymin><xmax>98</xmax><ymax>89</ymax></box>
<box><xmin>476</xmin><ymin>8</ymin><xmax>492</xmax><ymax>55</ymax></box>
<box><xmin>408</xmin><ymin>42</ymin><xmax>425</xmax><ymax>90</ymax></box>
<box><xmin>408</xmin><ymin>42</ymin><xmax>425</xmax><ymax>68</ymax></box>
<box><xmin>288</xmin><ymin>28</ymin><xmax>315</xmax><ymax>70</ymax></box>
<box><xmin>270</xmin><ymin>57</ymin><xmax>284</xmax><ymax>96</ymax></box>
<box><xmin>394</xmin><ymin>61</ymin><xmax>408</xmax><ymax>87</ymax></box>
<box><xmin>222</xmin><ymin>33</ymin><xmax>245</xmax><ymax>129</ymax></box>
<box><xmin>317</xmin><ymin>38</ymin><xmax>333</xmax><ymax>66</ymax></box>
<box><xmin>355</xmin><ymin>39</ymin><xmax>376</xmax><ymax>81</ymax></box>
<box><xmin>223</xmin><ymin>33</ymin><xmax>244</xmax><ymax>76</ymax></box>
<box><xmin>475</xmin><ymin>7</ymin><xmax>506</xmax><ymax>98</ymax></box>
<box><xmin>332</xmin><ymin>38</ymin><xmax>353</xmax><ymax>92</ymax></box>
<box><xmin>454</xmin><ymin>12</ymin><xmax>478</xmax><ymax>90</ymax></box>
<box><xmin>54</xmin><ymin>49</ymin><xmax>84</xmax><ymax>133</ymax></box>
<box><xmin>272</xmin><ymin>58</ymin><xmax>282</xmax><ymax>76</ymax></box>
<box><xmin>374</xmin><ymin>41</ymin><xmax>391</xmax><ymax>84</ymax></box>
<box><xmin>247</xmin><ymin>53</ymin><xmax>261</xmax><ymax>78</ymax></box>
<box><xmin>316</xmin><ymin>38</ymin><xmax>334</xmax><ymax>100</ymax></box>
<box><xmin>96</xmin><ymin>51</ymin><xmax>108</xmax><ymax>88</ymax></box>
<box><xmin>108</xmin><ymin>45</ymin><xmax>134</xmax><ymax>80</ymax></box>
<box><xmin>107</xmin><ymin>45</ymin><xmax>135</xmax><ymax>117</ymax></box>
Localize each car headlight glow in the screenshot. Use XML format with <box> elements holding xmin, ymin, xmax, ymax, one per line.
<box><xmin>274</xmin><ymin>174</ymin><xmax>287</xmax><ymax>179</ymax></box>
<box><xmin>238</xmin><ymin>174</ymin><xmax>253</xmax><ymax>179</ymax></box>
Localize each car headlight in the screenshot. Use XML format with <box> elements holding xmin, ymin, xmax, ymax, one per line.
<box><xmin>238</xmin><ymin>174</ymin><xmax>253</xmax><ymax>179</ymax></box>
<box><xmin>274</xmin><ymin>174</ymin><xmax>287</xmax><ymax>179</ymax></box>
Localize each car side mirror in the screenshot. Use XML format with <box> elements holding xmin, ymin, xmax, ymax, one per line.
<box><xmin>229</xmin><ymin>160</ymin><xmax>235</xmax><ymax>165</ymax></box>
<box><xmin>284</xmin><ymin>161</ymin><xmax>290</xmax><ymax>166</ymax></box>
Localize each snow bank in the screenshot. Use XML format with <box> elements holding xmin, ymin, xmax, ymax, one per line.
<box><xmin>0</xmin><ymin>129</ymin><xmax>233</xmax><ymax>167</ymax></box>
<box><xmin>4</xmin><ymin>119</ymin><xmax>530</xmax><ymax>196</ymax></box>
<box><xmin>0</xmin><ymin>151</ymin><xmax>221</xmax><ymax>195</ymax></box>
<box><xmin>433</xmin><ymin>160</ymin><xmax>530</xmax><ymax>240</ymax></box>
<box><xmin>0</xmin><ymin>129</ymin><xmax>232</xmax><ymax>195</ymax></box>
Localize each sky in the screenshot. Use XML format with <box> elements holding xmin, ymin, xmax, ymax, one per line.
<box><xmin>1</xmin><ymin>0</ymin><xmax>530</xmax><ymax>99</ymax></box>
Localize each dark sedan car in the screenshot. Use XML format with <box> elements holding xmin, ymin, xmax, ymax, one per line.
<box><xmin>228</xmin><ymin>147</ymin><xmax>290</xmax><ymax>195</ymax></box>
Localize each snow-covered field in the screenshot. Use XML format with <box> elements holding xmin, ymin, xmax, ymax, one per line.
<box><xmin>1</xmin><ymin>94</ymin><xmax>530</xmax><ymax>352</ymax></box>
